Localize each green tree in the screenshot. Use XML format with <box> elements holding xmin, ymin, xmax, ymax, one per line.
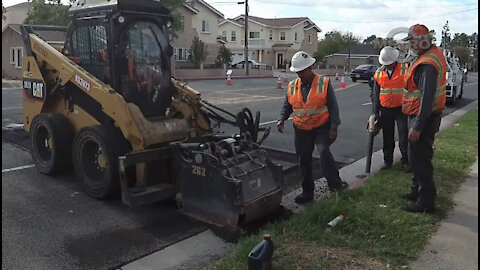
<box><xmin>451</xmin><ymin>46</ymin><xmax>471</xmax><ymax>67</ymax></box>
<box><xmin>363</xmin><ymin>35</ymin><xmax>376</xmax><ymax>44</ymax></box>
<box><xmin>468</xmin><ymin>32</ymin><xmax>478</xmax><ymax>71</ymax></box>
<box><xmin>215</xmin><ymin>45</ymin><xmax>232</xmax><ymax>67</ymax></box>
<box><xmin>429</xmin><ymin>29</ymin><xmax>437</xmax><ymax>43</ymax></box>
<box><xmin>314</xmin><ymin>30</ymin><xmax>360</xmax><ymax>63</ymax></box>
<box><xmin>441</xmin><ymin>21</ymin><xmax>451</xmax><ymax>48</ymax></box>
<box><xmin>449</xmin><ymin>33</ymin><xmax>470</xmax><ymax>48</ymax></box>
<box><xmin>159</xmin><ymin>0</ymin><xmax>185</xmax><ymax>40</ymax></box>
<box><xmin>191</xmin><ymin>36</ymin><xmax>207</xmax><ymax>68</ymax></box>
<box><xmin>24</xmin><ymin>0</ymin><xmax>71</xmax><ymax>26</ymax></box>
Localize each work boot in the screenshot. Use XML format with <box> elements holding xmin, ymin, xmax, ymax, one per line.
<box><xmin>404</xmin><ymin>202</ymin><xmax>435</xmax><ymax>213</ymax></box>
<box><xmin>402</xmin><ymin>163</ymin><xmax>411</xmax><ymax>173</ymax></box>
<box><xmin>294</xmin><ymin>192</ymin><xmax>314</xmax><ymax>204</ymax></box>
<box><xmin>405</xmin><ymin>185</ymin><xmax>436</xmax><ymax>213</ymax></box>
<box><xmin>400</xmin><ymin>184</ymin><xmax>419</xmax><ymax>202</ymax></box>
<box><xmin>380</xmin><ymin>163</ymin><xmax>392</xmax><ymax>170</ymax></box>
<box><xmin>329</xmin><ymin>181</ymin><xmax>349</xmax><ymax>192</ymax></box>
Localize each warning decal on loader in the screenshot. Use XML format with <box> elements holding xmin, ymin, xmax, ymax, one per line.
<box><xmin>23</xmin><ymin>79</ymin><xmax>46</xmax><ymax>101</ymax></box>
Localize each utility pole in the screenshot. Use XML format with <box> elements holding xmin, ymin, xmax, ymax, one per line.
<box><xmin>244</xmin><ymin>0</ymin><xmax>249</xmax><ymax>75</ymax></box>
<box><xmin>347</xmin><ymin>32</ymin><xmax>351</xmax><ymax>74</ymax></box>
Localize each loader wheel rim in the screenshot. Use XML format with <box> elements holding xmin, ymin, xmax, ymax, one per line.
<box><xmin>34</xmin><ymin>126</ymin><xmax>52</xmax><ymax>162</ymax></box>
<box><xmin>81</xmin><ymin>140</ymin><xmax>108</xmax><ymax>188</ymax></box>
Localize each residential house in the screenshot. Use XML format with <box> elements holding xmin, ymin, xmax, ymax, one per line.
<box><xmin>2</xmin><ymin>25</ymin><xmax>67</xmax><ymax>79</ymax></box>
<box><xmin>2</xmin><ymin>2</ymin><xmax>31</xmax><ymax>30</ymax></box>
<box><xmin>325</xmin><ymin>44</ymin><xmax>381</xmax><ymax>71</ymax></box>
<box><xmin>218</xmin><ymin>15</ymin><xmax>321</xmax><ymax>69</ymax></box>
<box><xmin>172</xmin><ymin>0</ymin><xmax>225</xmax><ymax>68</ymax></box>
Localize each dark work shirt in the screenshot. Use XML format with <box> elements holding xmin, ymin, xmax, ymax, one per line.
<box><xmin>277</xmin><ymin>76</ymin><xmax>341</xmax><ymax>131</ymax></box>
<box><xmin>411</xmin><ymin>64</ymin><xmax>439</xmax><ymax>132</ymax></box>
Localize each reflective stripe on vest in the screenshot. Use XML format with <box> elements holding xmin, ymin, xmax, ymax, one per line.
<box><xmin>289</xmin><ymin>78</ymin><xmax>300</xmax><ymax>96</ymax></box>
<box><xmin>400</xmin><ymin>63</ymin><xmax>407</xmax><ymax>76</ymax></box>
<box><xmin>380</xmin><ymin>88</ymin><xmax>404</xmax><ymax>95</ymax></box>
<box><xmin>292</xmin><ymin>106</ymin><xmax>329</xmax><ymax>117</ymax></box>
<box><xmin>287</xmin><ymin>74</ymin><xmax>330</xmax><ymax>130</ymax></box>
<box><xmin>375</xmin><ymin>62</ymin><xmax>407</xmax><ymax>108</ymax></box>
<box><xmin>402</xmin><ymin>46</ymin><xmax>447</xmax><ymax>115</ymax></box>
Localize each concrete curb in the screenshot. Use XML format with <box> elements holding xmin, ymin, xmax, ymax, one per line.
<box><xmin>119</xmin><ymin>230</ymin><xmax>233</xmax><ymax>270</ymax></box>
<box><xmin>409</xmin><ymin>159</ymin><xmax>478</xmax><ymax>270</ymax></box>
<box><xmin>118</xmin><ymin>100</ymin><xmax>478</xmax><ymax>270</ymax></box>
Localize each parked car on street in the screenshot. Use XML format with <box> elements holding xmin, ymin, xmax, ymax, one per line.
<box><xmin>350</xmin><ymin>64</ymin><xmax>378</xmax><ymax>82</ymax></box>
<box><xmin>232</xmin><ymin>59</ymin><xmax>267</xmax><ymax>69</ymax></box>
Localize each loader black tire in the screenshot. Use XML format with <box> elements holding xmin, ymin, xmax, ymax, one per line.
<box><xmin>30</xmin><ymin>113</ymin><xmax>73</xmax><ymax>175</ymax></box>
<box><xmin>72</xmin><ymin>125</ymin><xmax>129</xmax><ymax>199</ymax></box>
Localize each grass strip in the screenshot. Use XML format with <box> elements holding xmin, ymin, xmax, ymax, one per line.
<box><xmin>205</xmin><ymin>109</ymin><xmax>478</xmax><ymax>270</ymax></box>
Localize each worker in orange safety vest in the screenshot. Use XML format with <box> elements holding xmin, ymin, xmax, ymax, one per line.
<box><xmin>372</xmin><ymin>46</ymin><xmax>410</xmax><ymax>172</ymax></box>
<box><xmin>277</xmin><ymin>51</ymin><xmax>348</xmax><ymax>204</ymax></box>
<box><xmin>400</xmin><ymin>24</ymin><xmax>447</xmax><ymax>213</ymax></box>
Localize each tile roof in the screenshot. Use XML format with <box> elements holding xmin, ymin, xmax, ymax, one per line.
<box><xmin>230</xmin><ymin>15</ymin><xmax>321</xmax><ymax>32</ymax></box>
<box><xmin>5</xmin><ymin>2</ymin><xmax>31</xmax><ymax>10</ymax></box>
<box><xmin>247</xmin><ymin>16</ymin><xmax>306</xmax><ymax>27</ymax></box>
<box><xmin>4</xmin><ymin>24</ymin><xmax>67</xmax><ymax>42</ymax></box>
<box><xmin>336</xmin><ymin>44</ymin><xmax>380</xmax><ymax>55</ymax></box>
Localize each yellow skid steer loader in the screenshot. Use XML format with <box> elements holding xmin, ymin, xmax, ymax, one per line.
<box><xmin>21</xmin><ymin>0</ymin><xmax>283</xmax><ymax>228</ymax></box>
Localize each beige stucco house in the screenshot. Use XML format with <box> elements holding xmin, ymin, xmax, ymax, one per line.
<box><xmin>172</xmin><ymin>0</ymin><xmax>226</xmax><ymax>67</ymax></box>
<box><xmin>2</xmin><ymin>2</ymin><xmax>30</xmax><ymax>30</ymax></box>
<box><xmin>218</xmin><ymin>15</ymin><xmax>321</xmax><ymax>69</ymax></box>
<box><xmin>2</xmin><ymin>25</ymin><xmax>67</xmax><ymax>79</ymax></box>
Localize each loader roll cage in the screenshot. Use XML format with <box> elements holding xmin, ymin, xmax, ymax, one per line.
<box><xmin>64</xmin><ymin>0</ymin><xmax>174</xmax><ymax>118</ymax></box>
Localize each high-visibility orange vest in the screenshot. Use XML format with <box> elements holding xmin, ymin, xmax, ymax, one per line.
<box><xmin>402</xmin><ymin>45</ymin><xmax>447</xmax><ymax>116</ymax></box>
<box><xmin>373</xmin><ymin>62</ymin><xmax>408</xmax><ymax>108</ymax></box>
<box><xmin>287</xmin><ymin>74</ymin><xmax>330</xmax><ymax>130</ymax></box>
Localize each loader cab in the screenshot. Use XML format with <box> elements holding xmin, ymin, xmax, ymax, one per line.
<box><xmin>65</xmin><ymin>0</ymin><xmax>174</xmax><ymax>117</ymax></box>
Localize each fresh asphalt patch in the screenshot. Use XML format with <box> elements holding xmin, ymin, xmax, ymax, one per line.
<box><xmin>2</xmin><ymin>125</ymin><xmax>30</xmax><ymax>151</ymax></box>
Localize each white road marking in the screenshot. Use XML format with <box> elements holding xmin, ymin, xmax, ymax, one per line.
<box><xmin>2</xmin><ymin>106</ymin><xmax>23</xmax><ymax>110</ymax></box>
<box><xmin>2</xmin><ymin>164</ymin><xmax>36</xmax><ymax>173</ymax></box>
<box><xmin>362</xmin><ymin>102</ymin><xmax>372</xmax><ymax>106</ymax></box>
<box><xmin>465</xmin><ymin>82</ymin><xmax>478</xmax><ymax>86</ymax></box>
<box><xmin>259</xmin><ymin>117</ymin><xmax>292</xmax><ymax>126</ymax></box>
<box><xmin>2</xmin><ymin>87</ymin><xmax>22</xmax><ymax>91</ymax></box>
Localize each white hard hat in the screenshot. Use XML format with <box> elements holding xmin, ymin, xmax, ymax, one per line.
<box><xmin>290</xmin><ymin>51</ymin><xmax>316</xmax><ymax>72</ymax></box>
<box><xmin>379</xmin><ymin>46</ymin><xmax>399</xmax><ymax>66</ymax></box>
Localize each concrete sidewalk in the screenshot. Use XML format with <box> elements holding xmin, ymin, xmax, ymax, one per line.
<box><xmin>410</xmin><ymin>160</ymin><xmax>478</xmax><ymax>270</ymax></box>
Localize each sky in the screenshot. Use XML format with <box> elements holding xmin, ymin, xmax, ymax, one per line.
<box><xmin>207</xmin><ymin>0</ymin><xmax>478</xmax><ymax>43</ymax></box>
<box><xmin>4</xmin><ymin>0</ymin><xmax>478</xmax><ymax>43</ymax></box>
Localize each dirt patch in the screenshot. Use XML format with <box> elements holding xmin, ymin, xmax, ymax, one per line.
<box><xmin>275</xmin><ymin>238</ymin><xmax>389</xmax><ymax>270</ymax></box>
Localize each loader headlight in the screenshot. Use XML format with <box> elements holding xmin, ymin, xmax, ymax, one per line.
<box><xmin>118</xmin><ymin>16</ymin><xmax>125</xmax><ymax>23</ymax></box>
<box><xmin>166</xmin><ymin>20</ymin><xmax>172</xmax><ymax>28</ymax></box>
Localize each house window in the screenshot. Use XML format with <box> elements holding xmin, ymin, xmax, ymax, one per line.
<box><xmin>10</xmin><ymin>47</ymin><xmax>23</xmax><ymax>68</ymax></box>
<box><xmin>280</xmin><ymin>32</ymin><xmax>286</xmax><ymax>41</ymax></box>
<box><xmin>231</xmin><ymin>31</ymin><xmax>236</xmax><ymax>41</ymax></box>
<box><xmin>221</xmin><ymin>30</ymin><xmax>227</xmax><ymax>41</ymax></box>
<box><xmin>308</xmin><ymin>34</ymin><xmax>313</xmax><ymax>43</ymax></box>
<box><xmin>249</xmin><ymin>31</ymin><xmax>260</xmax><ymax>39</ymax></box>
<box><xmin>180</xmin><ymin>16</ymin><xmax>185</xmax><ymax>32</ymax></box>
<box><xmin>269</xmin><ymin>30</ymin><xmax>273</xmax><ymax>40</ymax></box>
<box><xmin>176</xmin><ymin>48</ymin><xmax>192</xmax><ymax>61</ymax></box>
<box><xmin>201</xmin><ymin>20</ymin><xmax>210</xmax><ymax>33</ymax></box>
<box><xmin>294</xmin><ymin>32</ymin><xmax>298</xmax><ymax>42</ymax></box>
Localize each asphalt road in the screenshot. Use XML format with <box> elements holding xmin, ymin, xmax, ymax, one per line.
<box><xmin>2</xmin><ymin>74</ymin><xmax>478</xmax><ymax>270</ymax></box>
<box><xmin>188</xmin><ymin>74</ymin><xmax>479</xmax><ymax>164</ymax></box>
